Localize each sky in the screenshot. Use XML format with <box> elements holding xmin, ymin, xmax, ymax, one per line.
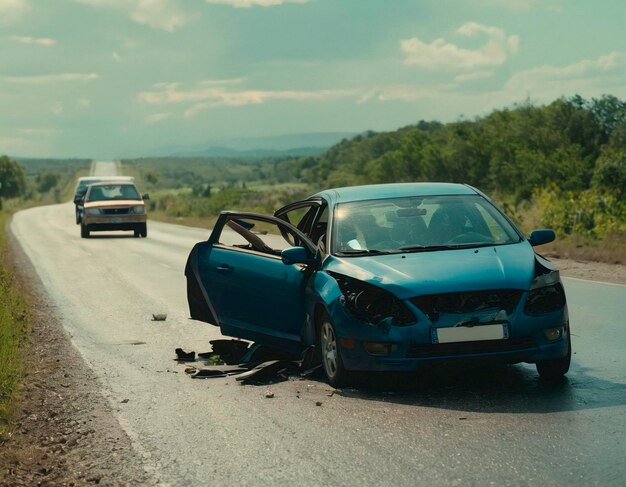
<box><xmin>1</xmin><ymin>0</ymin><xmax>625</xmax><ymax>158</ymax></box>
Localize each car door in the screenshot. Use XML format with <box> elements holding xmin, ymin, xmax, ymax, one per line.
<box><xmin>196</xmin><ymin>211</ymin><xmax>318</xmax><ymax>351</ymax></box>
<box><xmin>275</xmin><ymin>198</ymin><xmax>327</xmax><ymax>247</ymax></box>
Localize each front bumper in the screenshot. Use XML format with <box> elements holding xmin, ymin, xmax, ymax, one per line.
<box><xmin>83</xmin><ymin>214</ymin><xmax>146</xmax><ymax>232</ymax></box>
<box><xmin>332</xmin><ymin>302</ymin><xmax>570</xmax><ymax>372</ymax></box>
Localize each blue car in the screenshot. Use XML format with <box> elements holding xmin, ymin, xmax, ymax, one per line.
<box><xmin>185</xmin><ymin>183</ymin><xmax>571</xmax><ymax>387</ymax></box>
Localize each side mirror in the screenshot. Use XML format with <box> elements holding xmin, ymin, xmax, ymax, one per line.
<box><xmin>142</xmin><ymin>193</ymin><xmax>150</xmax><ymax>200</ymax></box>
<box><xmin>281</xmin><ymin>246</ymin><xmax>312</xmax><ymax>266</ymax></box>
<box><xmin>528</xmin><ymin>229</ymin><xmax>555</xmax><ymax>247</ymax></box>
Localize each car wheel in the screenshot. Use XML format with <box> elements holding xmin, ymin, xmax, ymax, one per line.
<box><xmin>80</xmin><ymin>223</ymin><xmax>90</xmax><ymax>238</ymax></box>
<box><xmin>75</xmin><ymin>210</ymin><xmax>81</xmax><ymax>225</ymax></box>
<box><xmin>319</xmin><ymin>312</ymin><xmax>351</xmax><ymax>388</ymax></box>
<box><xmin>536</xmin><ymin>332</ymin><xmax>571</xmax><ymax>381</ymax></box>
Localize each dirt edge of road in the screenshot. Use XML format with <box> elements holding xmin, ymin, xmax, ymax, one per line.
<box><xmin>0</xmin><ymin>231</ymin><xmax>159</xmax><ymax>487</ymax></box>
<box><xmin>1</xmin><ymin>232</ymin><xmax>624</xmax><ymax>486</ymax></box>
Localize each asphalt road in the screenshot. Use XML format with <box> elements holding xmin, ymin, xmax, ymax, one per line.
<box><xmin>10</xmin><ymin>200</ymin><xmax>626</xmax><ymax>486</ymax></box>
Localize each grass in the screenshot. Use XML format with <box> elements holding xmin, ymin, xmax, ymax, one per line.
<box><xmin>0</xmin><ymin>212</ymin><xmax>30</xmax><ymax>443</ymax></box>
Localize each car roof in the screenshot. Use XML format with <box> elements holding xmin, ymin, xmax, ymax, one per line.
<box><xmin>77</xmin><ymin>176</ymin><xmax>133</xmax><ymax>183</ymax></box>
<box><xmin>311</xmin><ymin>182</ymin><xmax>478</xmax><ymax>204</ymax></box>
<box><xmin>87</xmin><ymin>181</ymin><xmax>137</xmax><ymax>188</ymax></box>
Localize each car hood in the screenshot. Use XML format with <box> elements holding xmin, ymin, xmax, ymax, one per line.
<box><xmin>324</xmin><ymin>243</ymin><xmax>536</xmax><ymax>299</ymax></box>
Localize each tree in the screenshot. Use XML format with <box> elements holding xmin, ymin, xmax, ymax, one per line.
<box><xmin>36</xmin><ymin>172</ymin><xmax>61</xmax><ymax>193</ymax></box>
<box><xmin>0</xmin><ymin>155</ymin><xmax>27</xmax><ymax>199</ymax></box>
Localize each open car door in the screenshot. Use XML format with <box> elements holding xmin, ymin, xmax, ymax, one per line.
<box><xmin>185</xmin><ymin>211</ymin><xmax>319</xmax><ymax>352</ymax></box>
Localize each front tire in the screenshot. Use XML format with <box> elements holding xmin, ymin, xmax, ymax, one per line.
<box><xmin>536</xmin><ymin>332</ymin><xmax>571</xmax><ymax>380</ymax></box>
<box><xmin>319</xmin><ymin>313</ymin><xmax>351</xmax><ymax>388</ymax></box>
<box><xmin>134</xmin><ymin>223</ymin><xmax>147</xmax><ymax>238</ymax></box>
<box><xmin>80</xmin><ymin>223</ymin><xmax>90</xmax><ymax>238</ymax></box>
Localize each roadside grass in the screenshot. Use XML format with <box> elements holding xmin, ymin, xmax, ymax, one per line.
<box><xmin>0</xmin><ymin>212</ymin><xmax>31</xmax><ymax>443</ymax></box>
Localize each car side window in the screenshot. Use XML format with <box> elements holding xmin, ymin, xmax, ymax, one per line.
<box><xmin>216</xmin><ymin>216</ymin><xmax>297</xmax><ymax>256</ymax></box>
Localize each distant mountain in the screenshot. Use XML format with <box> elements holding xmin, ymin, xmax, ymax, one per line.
<box><xmin>147</xmin><ymin>132</ymin><xmax>356</xmax><ymax>158</ymax></box>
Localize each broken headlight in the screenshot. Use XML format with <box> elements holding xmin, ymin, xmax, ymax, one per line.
<box><xmin>329</xmin><ymin>272</ymin><xmax>415</xmax><ymax>326</ymax></box>
<box><xmin>524</xmin><ymin>270</ymin><xmax>566</xmax><ymax>315</ymax></box>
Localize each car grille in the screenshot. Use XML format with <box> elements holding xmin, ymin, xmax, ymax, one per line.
<box><xmin>406</xmin><ymin>336</ymin><xmax>536</xmax><ymax>358</ymax></box>
<box><xmin>102</xmin><ymin>208</ymin><xmax>131</xmax><ymax>215</ymax></box>
<box><xmin>411</xmin><ymin>289</ymin><xmax>523</xmax><ymax>321</ymax></box>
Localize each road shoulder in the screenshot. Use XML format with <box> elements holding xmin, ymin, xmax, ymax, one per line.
<box><xmin>1</xmin><ymin>229</ymin><xmax>159</xmax><ymax>486</ymax></box>
<box><xmin>548</xmin><ymin>256</ymin><xmax>626</xmax><ymax>285</ymax></box>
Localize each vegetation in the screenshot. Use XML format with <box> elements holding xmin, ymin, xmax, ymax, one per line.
<box><xmin>126</xmin><ymin>95</ymin><xmax>625</xmax><ymax>262</ymax></box>
<box><xmin>0</xmin><ymin>213</ymin><xmax>30</xmax><ymax>442</ymax></box>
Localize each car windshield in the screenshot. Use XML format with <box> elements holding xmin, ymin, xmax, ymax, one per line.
<box><xmin>332</xmin><ymin>195</ymin><xmax>521</xmax><ymax>255</ymax></box>
<box><xmin>87</xmin><ymin>184</ymin><xmax>140</xmax><ymax>202</ymax></box>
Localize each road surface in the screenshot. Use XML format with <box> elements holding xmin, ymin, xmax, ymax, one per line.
<box><xmin>10</xmin><ymin>196</ymin><xmax>626</xmax><ymax>486</ymax></box>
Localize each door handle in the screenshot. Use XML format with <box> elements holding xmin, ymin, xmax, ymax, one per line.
<box><xmin>215</xmin><ymin>264</ymin><xmax>234</xmax><ymax>272</ymax></box>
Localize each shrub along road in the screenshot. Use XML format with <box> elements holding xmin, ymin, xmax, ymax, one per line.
<box><xmin>3</xmin><ymin>202</ymin><xmax>626</xmax><ymax>486</ymax></box>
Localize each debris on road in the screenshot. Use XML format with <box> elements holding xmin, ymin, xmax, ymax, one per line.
<box><xmin>173</xmin><ymin>341</ymin><xmax>324</xmax><ymax>385</ymax></box>
<box><xmin>152</xmin><ymin>313</ymin><xmax>167</xmax><ymax>321</ymax></box>
<box><xmin>265</xmin><ymin>391</ymin><xmax>275</xmax><ymax>398</ymax></box>
<box><xmin>175</xmin><ymin>348</ymin><xmax>196</xmax><ymax>361</ymax></box>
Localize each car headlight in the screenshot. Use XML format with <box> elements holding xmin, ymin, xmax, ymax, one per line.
<box><xmin>524</xmin><ymin>270</ymin><xmax>566</xmax><ymax>315</ymax></box>
<box><xmin>132</xmin><ymin>205</ymin><xmax>145</xmax><ymax>214</ymax></box>
<box><xmin>329</xmin><ymin>272</ymin><xmax>415</xmax><ymax>326</ymax></box>
<box><xmin>85</xmin><ymin>208</ymin><xmax>101</xmax><ymax>215</ymax></box>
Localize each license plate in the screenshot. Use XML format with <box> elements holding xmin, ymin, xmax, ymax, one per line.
<box><xmin>111</xmin><ymin>217</ymin><xmax>122</xmax><ymax>223</ymax></box>
<box><xmin>434</xmin><ymin>323</ymin><xmax>507</xmax><ymax>344</ymax></box>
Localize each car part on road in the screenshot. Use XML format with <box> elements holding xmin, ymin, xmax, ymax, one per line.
<box><xmin>175</xmin><ymin>348</ymin><xmax>196</xmax><ymax>361</ymax></box>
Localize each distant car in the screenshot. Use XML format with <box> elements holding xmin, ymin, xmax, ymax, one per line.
<box><xmin>73</xmin><ymin>176</ymin><xmax>134</xmax><ymax>224</ymax></box>
<box><xmin>80</xmin><ymin>182</ymin><xmax>148</xmax><ymax>238</ymax></box>
<box><xmin>185</xmin><ymin>183</ymin><xmax>571</xmax><ymax>387</ymax></box>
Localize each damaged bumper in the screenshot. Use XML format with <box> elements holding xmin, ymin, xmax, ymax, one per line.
<box><xmin>330</xmin><ymin>296</ymin><xmax>570</xmax><ymax>373</ymax></box>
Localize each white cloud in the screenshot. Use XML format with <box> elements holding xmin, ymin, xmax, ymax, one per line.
<box><xmin>11</xmin><ymin>36</ymin><xmax>56</xmax><ymax>46</ymax></box>
<box><xmin>205</xmin><ymin>0</ymin><xmax>308</xmax><ymax>7</ymax></box>
<box><xmin>51</xmin><ymin>102</ymin><xmax>64</xmax><ymax>116</ymax></box>
<box><xmin>74</xmin><ymin>0</ymin><xmax>185</xmax><ymax>31</ymax></box>
<box><xmin>145</xmin><ymin>112</ymin><xmax>172</xmax><ymax>124</ymax></box>
<box><xmin>137</xmin><ymin>80</ymin><xmax>351</xmax><ymax>117</ymax></box>
<box><xmin>0</xmin><ymin>0</ymin><xmax>29</xmax><ymax>24</ymax></box>
<box><xmin>0</xmin><ymin>73</ymin><xmax>99</xmax><ymax>83</ymax></box>
<box><xmin>78</xmin><ymin>98</ymin><xmax>91</xmax><ymax>108</ymax></box>
<box><xmin>455</xmin><ymin>70</ymin><xmax>494</xmax><ymax>83</ymax></box>
<box><xmin>112</xmin><ymin>52</ymin><xmax>122</xmax><ymax>62</ymax></box>
<box><xmin>478</xmin><ymin>0</ymin><xmax>563</xmax><ymax>11</ymax></box>
<box><xmin>401</xmin><ymin>22</ymin><xmax>519</xmax><ymax>71</ymax></box>
<box><xmin>505</xmin><ymin>51</ymin><xmax>626</xmax><ymax>96</ymax></box>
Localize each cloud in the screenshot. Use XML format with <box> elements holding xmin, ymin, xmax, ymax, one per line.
<box><xmin>401</xmin><ymin>22</ymin><xmax>519</xmax><ymax>71</ymax></box>
<box><xmin>478</xmin><ymin>0</ymin><xmax>563</xmax><ymax>11</ymax></box>
<box><xmin>137</xmin><ymin>80</ymin><xmax>351</xmax><ymax>117</ymax></box>
<box><xmin>0</xmin><ymin>0</ymin><xmax>30</xmax><ymax>24</ymax></box>
<box><xmin>455</xmin><ymin>70</ymin><xmax>494</xmax><ymax>83</ymax></box>
<box><xmin>144</xmin><ymin>112</ymin><xmax>172</xmax><ymax>124</ymax></box>
<box><xmin>0</xmin><ymin>73</ymin><xmax>99</xmax><ymax>83</ymax></box>
<box><xmin>51</xmin><ymin>102</ymin><xmax>64</xmax><ymax>116</ymax></box>
<box><xmin>11</xmin><ymin>36</ymin><xmax>56</xmax><ymax>46</ymax></box>
<box><xmin>205</xmin><ymin>0</ymin><xmax>308</xmax><ymax>7</ymax></box>
<box><xmin>505</xmin><ymin>51</ymin><xmax>626</xmax><ymax>99</ymax></box>
<box><xmin>74</xmin><ymin>0</ymin><xmax>185</xmax><ymax>31</ymax></box>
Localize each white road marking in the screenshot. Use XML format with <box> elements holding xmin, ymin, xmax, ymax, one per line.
<box><xmin>562</xmin><ymin>276</ymin><xmax>626</xmax><ymax>287</ymax></box>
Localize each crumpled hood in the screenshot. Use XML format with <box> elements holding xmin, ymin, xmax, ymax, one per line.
<box><xmin>324</xmin><ymin>243</ymin><xmax>536</xmax><ymax>299</ymax></box>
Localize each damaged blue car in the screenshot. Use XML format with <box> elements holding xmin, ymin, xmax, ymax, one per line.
<box><xmin>185</xmin><ymin>183</ymin><xmax>571</xmax><ymax>387</ymax></box>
